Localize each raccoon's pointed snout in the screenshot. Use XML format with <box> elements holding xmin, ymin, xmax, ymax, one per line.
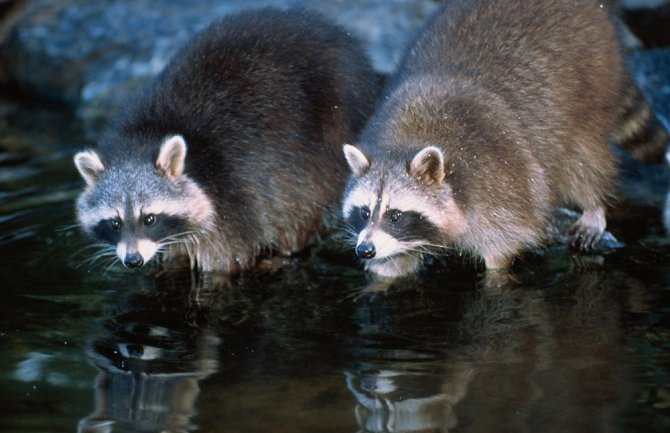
<box><xmin>356</xmin><ymin>242</ymin><xmax>376</xmax><ymax>259</ymax></box>
<box><xmin>124</xmin><ymin>252</ymin><xmax>144</xmax><ymax>268</ymax></box>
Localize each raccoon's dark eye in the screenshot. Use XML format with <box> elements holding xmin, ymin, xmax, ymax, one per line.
<box><xmin>388</xmin><ymin>209</ymin><xmax>402</xmax><ymax>223</ymax></box>
<box><xmin>360</xmin><ymin>206</ymin><xmax>371</xmax><ymax>220</ymax></box>
<box><xmin>110</xmin><ymin>218</ymin><xmax>122</xmax><ymax>231</ymax></box>
<box><xmin>143</xmin><ymin>214</ymin><xmax>156</xmax><ymax>226</ymax></box>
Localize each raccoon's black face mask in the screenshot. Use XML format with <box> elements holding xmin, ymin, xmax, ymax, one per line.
<box><xmin>92</xmin><ymin>211</ymin><xmax>189</xmax><ymax>268</ymax></box>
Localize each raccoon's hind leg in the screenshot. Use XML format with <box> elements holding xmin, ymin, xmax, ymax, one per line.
<box><xmin>562</xmin><ymin>133</ymin><xmax>616</xmax><ymax>252</ymax></box>
<box><xmin>563</xmin><ymin>156</ymin><xmax>613</xmax><ymax>251</ymax></box>
<box><xmin>562</xmin><ymin>153</ymin><xmax>611</xmax><ymax>251</ymax></box>
<box><xmin>568</xmin><ymin>207</ymin><xmax>607</xmax><ymax>251</ymax></box>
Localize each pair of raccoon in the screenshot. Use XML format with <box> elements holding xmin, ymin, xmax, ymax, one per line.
<box><xmin>75</xmin><ymin>2</ymin><xmax>668</xmax><ymax>278</ymax></box>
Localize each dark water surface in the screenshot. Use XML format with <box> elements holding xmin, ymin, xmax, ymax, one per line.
<box><xmin>1</xmin><ymin>97</ymin><xmax>669</xmax><ymax>433</ymax></box>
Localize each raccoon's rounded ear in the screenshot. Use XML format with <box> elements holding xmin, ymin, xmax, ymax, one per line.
<box><xmin>157</xmin><ymin>135</ymin><xmax>187</xmax><ymax>179</ymax></box>
<box><xmin>74</xmin><ymin>150</ymin><xmax>105</xmax><ymax>186</ymax></box>
<box><xmin>409</xmin><ymin>146</ymin><xmax>445</xmax><ymax>186</ymax></box>
<box><xmin>343</xmin><ymin>144</ymin><xmax>370</xmax><ymax>177</ymax></box>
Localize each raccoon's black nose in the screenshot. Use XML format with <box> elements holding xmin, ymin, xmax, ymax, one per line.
<box><xmin>356</xmin><ymin>242</ymin><xmax>376</xmax><ymax>259</ymax></box>
<box><xmin>124</xmin><ymin>253</ymin><xmax>144</xmax><ymax>268</ymax></box>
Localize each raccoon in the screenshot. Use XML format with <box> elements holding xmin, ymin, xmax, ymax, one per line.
<box><xmin>341</xmin><ymin>0</ymin><xmax>668</xmax><ymax>278</ymax></box>
<box><xmin>74</xmin><ymin>8</ymin><xmax>377</xmax><ymax>273</ymax></box>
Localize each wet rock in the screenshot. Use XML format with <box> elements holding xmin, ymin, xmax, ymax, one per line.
<box><xmin>625</xmin><ymin>48</ymin><xmax>670</xmax><ymax>220</ymax></box>
<box><xmin>617</xmin><ymin>0</ymin><xmax>670</xmax><ymax>234</ymax></box>
<box><xmin>620</xmin><ymin>0</ymin><xmax>670</xmax><ymax>48</ymax></box>
<box><xmin>0</xmin><ymin>0</ymin><xmax>439</xmax><ymax>132</ymax></box>
<box><xmin>0</xmin><ymin>0</ymin><xmax>290</xmax><ymax>130</ymax></box>
<box><xmin>628</xmin><ymin>48</ymin><xmax>670</xmax><ymax>128</ymax></box>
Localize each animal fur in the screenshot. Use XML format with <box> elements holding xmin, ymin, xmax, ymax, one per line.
<box><xmin>74</xmin><ymin>8</ymin><xmax>378</xmax><ymax>273</ymax></box>
<box><xmin>341</xmin><ymin>0</ymin><xmax>668</xmax><ymax>278</ymax></box>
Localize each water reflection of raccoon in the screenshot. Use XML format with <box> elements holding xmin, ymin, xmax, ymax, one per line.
<box><xmin>78</xmin><ymin>280</ymin><xmax>225</xmax><ymax>433</ymax></box>
<box><xmin>73</xmin><ymin>8</ymin><xmax>378</xmax><ymax>273</ymax></box>
<box><xmin>456</xmin><ymin>272</ymin><xmax>638</xmax><ymax>433</ymax></box>
<box><xmin>342</xmin><ymin>0</ymin><xmax>669</xmax><ymax>278</ymax></box>
<box><xmin>344</xmin><ymin>268</ymin><xmax>641</xmax><ymax>433</ymax></box>
<box><xmin>345</xmin><ymin>363</ymin><xmax>474</xmax><ymax>432</ymax></box>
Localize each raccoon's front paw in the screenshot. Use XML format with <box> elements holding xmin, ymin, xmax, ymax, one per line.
<box><xmin>568</xmin><ymin>208</ymin><xmax>606</xmax><ymax>252</ymax></box>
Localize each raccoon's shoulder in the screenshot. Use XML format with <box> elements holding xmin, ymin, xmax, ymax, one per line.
<box><xmin>162</xmin><ymin>8</ymin><xmax>370</xmax><ymax>84</ymax></box>
<box><xmin>391</xmin><ymin>0</ymin><xmax>619</xmax><ymax>80</ymax></box>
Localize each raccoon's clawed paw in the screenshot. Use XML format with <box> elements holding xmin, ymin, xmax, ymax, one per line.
<box><xmin>568</xmin><ymin>225</ymin><xmax>603</xmax><ymax>252</ymax></box>
<box><xmin>567</xmin><ymin>208</ymin><xmax>606</xmax><ymax>253</ymax></box>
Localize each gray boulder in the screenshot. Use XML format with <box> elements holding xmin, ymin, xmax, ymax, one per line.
<box><xmin>629</xmin><ymin>48</ymin><xmax>670</xmax><ymax>129</ymax></box>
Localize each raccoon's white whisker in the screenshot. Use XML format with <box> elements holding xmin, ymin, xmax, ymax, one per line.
<box><xmin>75</xmin><ymin>249</ymin><xmax>118</xmax><ymax>271</ymax></box>
<box><xmin>342</xmin><ymin>233</ymin><xmax>358</xmax><ymax>242</ymax></box>
<box><xmin>338</xmin><ymin>219</ymin><xmax>358</xmax><ymax>231</ymax></box>
<box><xmin>321</xmin><ymin>206</ymin><xmax>347</xmax><ymax>222</ymax></box>
<box><xmin>56</xmin><ymin>223</ymin><xmax>82</xmax><ymax>233</ymax></box>
<box><xmin>341</xmin><ymin>234</ymin><xmax>360</xmax><ymax>247</ymax></box>
<box><xmin>157</xmin><ymin>241</ymin><xmax>172</xmax><ymax>248</ymax></box>
<box><xmin>158</xmin><ymin>230</ymin><xmax>197</xmax><ymax>244</ymax></box>
<box><xmin>388</xmin><ymin>256</ymin><xmax>403</xmax><ymax>275</ymax></box>
<box><xmin>405</xmin><ymin>244</ymin><xmax>448</xmax><ymax>254</ymax></box>
<box><xmin>102</xmin><ymin>257</ymin><xmax>121</xmax><ymax>276</ymax></box>
<box><xmin>418</xmin><ymin>243</ymin><xmax>450</xmax><ymax>250</ymax></box>
<box><xmin>154</xmin><ymin>231</ymin><xmax>200</xmax><ymax>256</ymax></box>
<box><xmin>83</xmin><ymin>250</ymin><xmax>117</xmax><ymax>261</ymax></box>
<box><xmin>399</xmin><ymin>239</ymin><xmax>452</xmax><ymax>251</ymax></box>
<box><xmin>399</xmin><ymin>248</ymin><xmax>425</xmax><ymax>257</ymax></box>
<box><xmin>74</xmin><ymin>242</ymin><xmax>115</xmax><ymax>252</ymax></box>
<box><xmin>72</xmin><ymin>244</ymin><xmax>117</xmax><ymax>266</ymax></box>
<box><xmin>79</xmin><ymin>250</ymin><xmax>118</xmax><ymax>268</ymax></box>
<box><xmin>155</xmin><ymin>231</ymin><xmax>200</xmax><ymax>256</ymax></box>
<box><xmin>85</xmin><ymin>248</ymin><xmax>116</xmax><ymax>261</ymax></box>
<box><xmin>98</xmin><ymin>255</ymin><xmax>118</xmax><ymax>267</ymax></box>
<box><xmin>159</xmin><ymin>239</ymin><xmax>188</xmax><ymax>248</ymax></box>
<box><xmin>337</xmin><ymin>223</ymin><xmax>362</xmax><ymax>246</ymax></box>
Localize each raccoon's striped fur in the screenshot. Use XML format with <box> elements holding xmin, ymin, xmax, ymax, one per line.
<box><xmin>612</xmin><ymin>84</ymin><xmax>669</xmax><ymax>162</ymax></box>
<box><xmin>341</xmin><ymin>0</ymin><xmax>668</xmax><ymax>278</ymax></box>
<box><xmin>74</xmin><ymin>8</ymin><xmax>377</xmax><ymax>273</ymax></box>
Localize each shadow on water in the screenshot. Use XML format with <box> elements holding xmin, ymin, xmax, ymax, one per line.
<box><xmin>1</xmin><ymin>97</ymin><xmax>670</xmax><ymax>433</ymax></box>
